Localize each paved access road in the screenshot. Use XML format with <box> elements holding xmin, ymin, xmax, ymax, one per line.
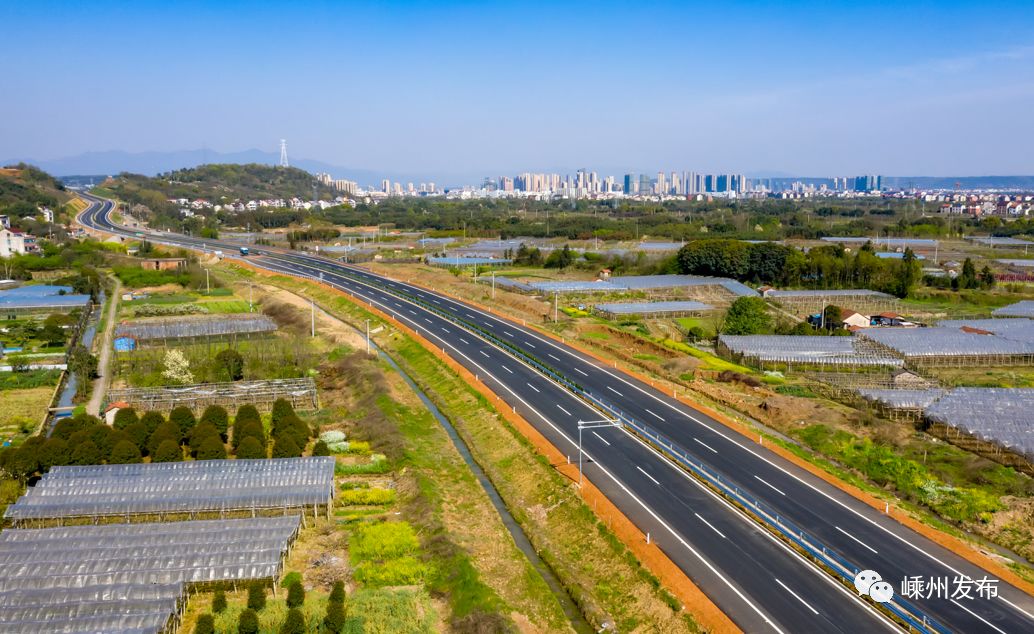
<box><xmin>80</xmin><ymin>195</ymin><xmax>1034</xmax><ymax>633</ymax></box>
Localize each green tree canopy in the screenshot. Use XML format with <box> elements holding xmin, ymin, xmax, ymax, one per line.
<box><xmin>723</xmin><ymin>296</ymin><xmax>772</xmax><ymax>335</ymax></box>
<box><xmin>109</xmin><ymin>440</ymin><xmax>143</xmax><ymax>464</ymax></box>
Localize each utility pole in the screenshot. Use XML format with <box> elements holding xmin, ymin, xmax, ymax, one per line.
<box><xmin>249</xmin><ymin>283</ymin><xmax>253</xmax><ymax>312</ymax></box>
<box><xmin>554</xmin><ymin>291</ymin><xmax>558</xmax><ymax>323</ymax></box>
<box><xmin>492</xmin><ymin>272</ymin><xmax>496</xmax><ymax>299</ymax></box>
<box><xmin>366</xmin><ymin>319</ymin><xmax>371</xmax><ymax>355</ymax></box>
<box><xmin>205</xmin><ymin>268</ymin><xmax>210</xmax><ymax>294</ymax></box>
<box><xmin>310</xmin><ymin>297</ymin><xmax>315</xmax><ymax>337</ymax></box>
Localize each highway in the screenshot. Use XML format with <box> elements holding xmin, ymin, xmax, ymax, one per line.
<box><xmin>80</xmin><ymin>194</ymin><xmax>1034</xmax><ymax>633</ymax></box>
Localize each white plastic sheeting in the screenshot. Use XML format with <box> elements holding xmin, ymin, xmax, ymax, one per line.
<box><xmin>860</xmin><ymin>327</ymin><xmax>1034</xmax><ymax>358</ymax></box>
<box><xmin>719</xmin><ymin>335</ymin><xmax>903</xmax><ymax>367</ymax></box>
<box><xmin>5</xmin><ymin>457</ymin><xmax>335</xmax><ymax>521</ymax></box>
<box><xmin>114</xmin><ymin>314</ymin><xmax>276</xmax><ymax>342</ymax></box>
<box><xmin>0</xmin><ymin>516</ymin><xmax>300</xmax><ymax>634</ymax></box>
<box><xmin>925</xmin><ymin>388</ymin><xmax>1034</xmax><ymax>459</ymax></box>
<box><xmin>856</xmin><ymin>389</ymin><xmax>946</xmax><ymax>410</ymax></box>
<box><xmin>993</xmin><ymin>301</ymin><xmax>1034</xmax><ymax>318</ymax></box>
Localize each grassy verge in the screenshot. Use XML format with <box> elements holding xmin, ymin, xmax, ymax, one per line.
<box><xmin>0</xmin><ymin>387</ymin><xmax>55</xmax><ymax>443</ymax></box>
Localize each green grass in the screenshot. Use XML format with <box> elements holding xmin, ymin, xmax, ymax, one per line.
<box><xmin>657</xmin><ymin>338</ymin><xmax>753</xmax><ymax>373</ymax></box>
<box><xmin>197</xmin><ymin>299</ymin><xmax>251</xmax><ymax>313</ymax></box>
<box><xmin>0</xmin><ymin>369</ymin><xmax>61</xmax><ymax>391</ymax></box>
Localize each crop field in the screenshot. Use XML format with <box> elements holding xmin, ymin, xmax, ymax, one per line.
<box><xmin>0</xmin><ymin>386</ymin><xmax>52</xmax><ymax>442</ymax></box>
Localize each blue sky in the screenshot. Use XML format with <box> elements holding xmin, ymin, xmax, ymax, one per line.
<box><xmin>2</xmin><ymin>0</ymin><xmax>1034</xmax><ymax>178</ymax></box>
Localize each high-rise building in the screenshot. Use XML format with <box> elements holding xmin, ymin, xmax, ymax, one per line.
<box><xmin>670</xmin><ymin>171</ymin><xmax>681</xmax><ymax>195</ymax></box>
<box><xmin>381</xmin><ymin>179</ymin><xmax>391</xmax><ymax>193</ymax></box>
<box><xmin>639</xmin><ymin>174</ymin><xmax>651</xmax><ymax>195</ymax></box>
<box><xmin>623</xmin><ymin>174</ymin><xmax>635</xmax><ymax>194</ymax></box>
<box><xmin>656</xmin><ymin>171</ymin><xmax>667</xmax><ymax>195</ymax></box>
<box><xmin>853</xmin><ymin>175</ymin><xmax>882</xmax><ymax>192</ymax></box>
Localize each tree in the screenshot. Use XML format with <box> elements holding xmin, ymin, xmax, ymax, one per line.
<box><xmin>196</xmin><ymin>436</ymin><xmax>227</xmax><ymax>461</ymax></box>
<box><xmin>959</xmin><ymin>257</ymin><xmax>979</xmax><ymax>290</ymax></box>
<box><xmin>891</xmin><ymin>248</ymin><xmax>922</xmax><ymax>298</ymax></box>
<box><xmin>194</xmin><ymin>614</ymin><xmax>215</xmax><ymax>634</ymax></box>
<box><xmin>323</xmin><ymin>600</ymin><xmax>345</xmax><ymax>633</ymax></box>
<box><xmin>215</xmin><ymin>348</ymin><xmax>245</xmax><ymax>381</ymax></box>
<box><xmin>162</xmin><ymin>349</ymin><xmax>194</xmax><ymax>384</ymax></box>
<box><xmin>38</xmin><ymin>437</ymin><xmax>70</xmax><ymax>470</ymax></box>
<box><xmin>723</xmin><ymin>297</ymin><xmax>772</xmax><ymax>335</ymax></box>
<box><xmin>112</xmin><ymin>407</ymin><xmax>139</xmax><ymax>431</ymax></box>
<box><xmin>148</xmin><ymin>421</ymin><xmax>181</xmax><ymax>456</ymax></box>
<box><xmin>312</xmin><ymin>440</ymin><xmax>330</xmax><ymax>456</ymax></box>
<box><xmin>68</xmin><ymin>346</ymin><xmax>98</xmax><ymax>396</ymax></box>
<box><xmin>140</xmin><ymin>411</ymin><xmax>165</xmax><ymax>435</ymax></box>
<box><xmin>280</xmin><ymin>608</ymin><xmax>305</xmax><ymax>634</ymax></box>
<box><xmin>212</xmin><ymin>589</ymin><xmax>227</xmax><ymax>614</ymax></box>
<box><xmin>169</xmin><ymin>406</ymin><xmax>197</xmax><ymax>440</ymax></box>
<box><xmin>152</xmin><ymin>439</ymin><xmax>182</xmax><ymax>463</ymax></box>
<box><xmin>232</xmin><ymin>419</ymin><xmax>265</xmax><ymax>451</ymax></box>
<box><xmin>236</xmin><ymin>436</ymin><xmax>266</xmax><ymax>459</ymax></box>
<box><xmin>272</xmin><ymin>435</ymin><xmax>301</xmax><ymax>459</ymax></box>
<box><xmin>123</xmin><ymin>421</ymin><xmax>150</xmax><ymax>454</ymax></box>
<box><xmin>270</xmin><ymin>398</ymin><xmax>295</xmax><ymax>430</ymax></box>
<box><xmin>70</xmin><ymin>440</ymin><xmax>101</xmax><ymax>466</ymax></box>
<box><xmin>246</xmin><ymin>581</ymin><xmax>266</xmax><ymax>611</ymax></box>
<box><xmin>109</xmin><ymin>440</ymin><xmax>142</xmax><ymax>464</ymax></box>
<box><xmin>544</xmin><ymin>244</ymin><xmax>575</xmax><ymax>269</ymax></box>
<box><xmin>200</xmin><ymin>405</ymin><xmax>229</xmax><ymax>439</ymax></box>
<box><xmin>980</xmin><ymin>265</ymin><xmax>996</xmax><ymax>289</ymax></box>
<box><xmin>286</xmin><ymin>579</ymin><xmax>305</xmax><ymax>608</ymax></box>
<box><xmin>6</xmin><ymin>445</ymin><xmax>40</xmax><ymax>480</ymax></box>
<box><xmin>238</xmin><ymin>609</ymin><xmax>259</xmax><ymax>634</ymax></box>
<box><xmin>328</xmin><ymin>580</ymin><xmax>345</xmax><ymax>605</ymax></box>
<box><xmin>822</xmin><ymin>304</ymin><xmax>843</xmax><ymax>331</ymax></box>
<box><xmin>40</xmin><ymin>315</ymin><xmax>66</xmax><ymax>346</ymax></box>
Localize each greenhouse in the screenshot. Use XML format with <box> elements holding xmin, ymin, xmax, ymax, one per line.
<box><xmin>968</xmin><ymin>236</ymin><xmax>1034</xmax><ymax>247</ymax></box>
<box><xmin>593</xmin><ymin>300</ymin><xmax>713</xmax><ymax>319</ymax></box>
<box><xmin>820</xmin><ymin>237</ymin><xmax>938</xmax><ymax>248</ymax></box>
<box><xmin>4</xmin><ymin>457</ymin><xmax>336</xmax><ymax>524</ymax></box>
<box><xmin>856</xmin><ymin>388</ymin><xmax>947</xmax><ymax>422</ymax></box>
<box><xmin>107</xmin><ymin>377</ymin><xmax>319</xmax><ymax>413</ymax></box>
<box><xmin>718</xmin><ymin>335</ymin><xmax>903</xmax><ymax>370</ymax></box>
<box><xmin>859</xmin><ymin>327</ymin><xmax>1034</xmax><ymax>367</ymax></box>
<box><xmin>0</xmin><ymin>284</ymin><xmax>91</xmax><ymax>317</ymax></box>
<box><xmin>763</xmin><ymin>288</ymin><xmax>898</xmax><ymax>314</ymax></box>
<box><xmin>925</xmin><ymin>388</ymin><xmax>1034</xmax><ymax>463</ymax></box>
<box><xmin>993</xmin><ymin>301</ymin><xmax>1034</xmax><ymax>318</ymax></box>
<box><xmin>113</xmin><ymin>314</ymin><xmax>277</xmax><ymax>345</ymax></box>
<box><xmin>488</xmin><ymin>274</ymin><xmax>757</xmax><ymax>298</ymax></box>
<box><xmin>427</xmin><ymin>256</ymin><xmax>511</xmax><ymax>267</ymax></box>
<box><xmin>0</xmin><ymin>516</ymin><xmax>301</xmax><ymax>634</ymax></box>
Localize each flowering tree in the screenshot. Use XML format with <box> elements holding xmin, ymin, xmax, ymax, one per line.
<box><xmin>161</xmin><ymin>349</ymin><xmax>194</xmax><ymax>384</ymax></box>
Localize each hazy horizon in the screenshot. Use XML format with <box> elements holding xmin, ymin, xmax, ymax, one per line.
<box><xmin>4</xmin><ymin>1</ymin><xmax>1034</xmax><ymax>177</ymax></box>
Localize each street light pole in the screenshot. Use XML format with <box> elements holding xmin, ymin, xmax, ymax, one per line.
<box><xmin>366</xmin><ymin>319</ymin><xmax>371</xmax><ymax>356</ymax></box>
<box><xmin>205</xmin><ymin>268</ymin><xmax>210</xmax><ymax>295</ymax></box>
<box><xmin>554</xmin><ymin>291</ymin><xmax>558</xmax><ymax>323</ymax></box>
<box><xmin>310</xmin><ymin>297</ymin><xmax>315</xmax><ymax>337</ymax></box>
<box><xmin>492</xmin><ymin>272</ymin><xmax>496</xmax><ymax>299</ymax></box>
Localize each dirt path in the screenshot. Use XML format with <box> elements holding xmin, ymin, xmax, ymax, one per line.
<box><xmin>86</xmin><ymin>279</ymin><xmax>121</xmax><ymax>417</ymax></box>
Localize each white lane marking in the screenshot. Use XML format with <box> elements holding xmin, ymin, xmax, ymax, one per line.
<box><xmin>694</xmin><ymin>437</ymin><xmax>718</xmax><ymax>454</ymax></box>
<box><xmin>754</xmin><ymin>475</ymin><xmax>786</xmax><ymax>496</ymax></box>
<box><xmin>432</xmin><ymin>300</ymin><xmax>441</xmax><ymax>305</ymax></box>
<box><xmin>556</xmin><ymin>404</ymin><xmax>572</xmax><ymax>416</ymax></box>
<box><xmin>606</xmin><ymin>385</ymin><xmax>624</xmax><ymax>397</ymax></box>
<box><xmin>408</xmin><ymin>310</ymin><xmax>417</xmax><ymax>315</ymax></box>
<box><xmin>775</xmin><ymin>579</ymin><xmax>819</xmax><ymax>616</ymax></box>
<box><xmin>525</xmin><ymin>341</ymin><xmax>536</xmax><ymax>348</ymax></box>
<box><xmin>501</xmin><ymin>365</ymin><xmax>513</xmax><ymax>374</ymax></box>
<box><xmin>694</xmin><ymin>513</ymin><xmax>727</xmax><ymax>539</ymax></box>
<box><xmin>548</xmin><ymin>353</ymin><xmax>561</xmax><ymax>361</ymax></box>
<box><xmin>503</xmin><ymin>330</ymin><xmax>514</xmax><ymax>337</ymax></box>
<box><xmin>460</xmin><ymin>338</ymin><xmax>469</xmax><ymax>345</ymax></box>
<box><xmin>441</xmin><ymin>327</ymin><xmax>450</xmax><ymax>334</ymax></box>
<box><xmin>636</xmin><ymin>466</ymin><xmax>660</xmax><ymax>485</ymax></box>
<box><xmin>465</xmin><ymin>313</ymin><xmax>476</xmax><ymax>319</ymax></box>
<box><xmin>480</xmin><ymin>351</ymin><xmax>490</xmax><ymax>358</ymax></box>
<box><xmin>574</xmin><ymin>368</ymin><xmax>588</xmax><ymax>376</ymax></box>
<box><xmin>645</xmin><ymin>408</ymin><xmax>664</xmax><ymax>422</ymax></box>
<box><xmin>835</xmin><ymin>526</ymin><xmax>878</xmax><ymax>555</ymax></box>
<box><xmin>394</xmin><ymin>302</ymin><xmax>402</xmax><ymax>307</ymax></box>
<box><xmin>592</xmin><ymin>431</ymin><xmax>610</xmax><ymax>446</ymax></box>
<box><xmin>424</xmin><ymin>318</ymin><xmax>433</xmax><ymax>324</ymax></box>
<box><xmin>526</xmin><ymin>382</ymin><xmax>540</xmax><ymax>393</ymax></box>
<box><xmin>950</xmin><ymin>599</ymin><xmax>1007</xmax><ymax>634</ymax></box>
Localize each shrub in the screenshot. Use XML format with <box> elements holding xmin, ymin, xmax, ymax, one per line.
<box><xmin>246</xmin><ymin>580</ymin><xmax>266</xmax><ymax>611</ymax></box>
<box><xmin>235</xmin><ymin>404</ymin><xmax>261</xmax><ymax>426</ymax></box>
<box><xmin>123</xmin><ymin>421</ymin><xmax>150</xmax><ymax>453</ymax></box>
<box><xmin>232</xmin><ymin>419</ymin><xmax>265</xmax><ymax>451</ymax></box>
<box><xmin>169</xmin><ymin>406</ymin><xmax>196</xmax><ymax>440</ymax></box>
<box><xmin>280</xmin><ymin>571</ymin><xmax>302</xmax><ymax>588</ymax></box>
<box><xmin>112</xmin><ymin>407</ymin><xmax>139</xmax><ymax>430</ymax></box>
<box><xmin>279</xmin><ymin>608</ymin><xmax>305</xmax><ymax>634</ymax></box>
<box><xmin>215</xmin><ymin>348</ymin><xmax>245</xmax><ymax>381</ymax></box>
<box><xmin>351</xmin><ymin>522</ymin><xmax>420</xmax><ymax>560</ymax></box>
<box><xmin>212</xmin><ymin>589</ymin><xmax>227</xmax><ymax>613</ymax></box>
<box><xmin>196</xmin><ymin>436</ymin><xmax>227</xmax><ymax>461</ymax></box>
<box><xmin>328</xmin><ymin>580</ymin><xmax>345</xmax><ymax>605</ymax></box>
<box><xmin>286</xmin><ymin>579</ymin><xmax>305</xmax><ymax>608</ymax></box>
<box><xmin>152</xmin><ymin>439</ymin><xmax>182</xmax><ymax>463</ymax></box>
<box><xmin>139</xmin><ymin>410</ymin><xmax>165</xmax><ymax>435</ymax></box>
<box><xmin>339</xmin><ymin>488</ymin><xmax>396</xmax><ymax>505</ymax></box>
<box><xmin>236</xmin><ymin>436</ymin><xmax>266</xmax><ymax>459</ymax></box>
<box><xmin>323</xmin><ymin>600</ymin><xmax>345</xmax><ymax>633</ymax></box>
<box><xmin>311</xmin><ymin>440</ymin><xmax>330</xmax><ymax>456</ymax></box>
<box><xmin>194</xmin><ymin>614</ymin><xmax>215</xmax><ymax>634</ymax></box>
<box><xmin>38</xmin><ymin>437</ymin><xmax>70</xmax><ymax>470</ymax></box>
<box><xmin>189</xmin><ymin>423</ymin><xmax>221</xmax><ymax>455</ymax></box>
<box><xmin>70</xmin><ymin>440</ymin><xmax>101</xmax><ymax>466</ymax></box>
<box><xmin>148</xmin><ymin>421</ymin><xmax>181</xmax><ymax>456</ymax></box>
<box><xmin>272</xmin><ymin>434</ymin><xmax>301</xmax><ymax>459</ymax></box>
<box><xmin>353</xmin><ymin>556</ymin><xmax>426</xmax><ymax>586</ymax></box>
<box><xmin>319</xmin><ymin>430</ymin><xmax>345</xmax><ymax>444</ymax></box>
<box><xmin>199</xmin><ymin>405</ymin><xmax>229</xmax><ymax>439</ymax></box>
<box><xmin>270</xmin><ymin>398</ymin><xmax>295</xmax><ymax>429</ymax></box>
<box><xmin>109</xmin><ymin>440</ymin><xmax>142</xmax><ymax>464</ymax></box>
<box><xmin>237</xmin><ymin>608</ymin><xmax>259</xmax><ymax>634</ymax></box>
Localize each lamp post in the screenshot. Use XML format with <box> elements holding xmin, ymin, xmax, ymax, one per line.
<box><xmin>366</xmin><ymin>319</ymin><xmax>371</xmax><ymax>356</ymax></box>
<box><xmin>577</xmin><ymin>418</ymin><xmax>621</xmax><ymax>488</ymax></box>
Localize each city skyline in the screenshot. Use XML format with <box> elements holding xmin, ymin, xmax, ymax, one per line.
<box><xmin>3</xmin><ymin>1</ymin><xmax>1034</xmax><ymax>176</ymax></box>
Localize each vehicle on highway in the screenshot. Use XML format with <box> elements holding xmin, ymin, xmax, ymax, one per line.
<box><xmin>239</xmin><ymin>246</ymin><xmax>250</xmax><ymax>256</ymax></box>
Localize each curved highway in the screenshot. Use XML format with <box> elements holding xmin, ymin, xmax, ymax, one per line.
<box><xmin>80</xmin><ymin>194</ymin><xmax>1034</xmax><ymax>633</ymax></box>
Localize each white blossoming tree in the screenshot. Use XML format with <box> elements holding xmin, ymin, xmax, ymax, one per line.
<box><xmin>161</xmin><ymin>349</ymin><xmax>194</xmax><ymax>385</ymax></box>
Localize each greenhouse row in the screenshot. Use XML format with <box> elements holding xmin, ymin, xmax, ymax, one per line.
<box><xmin>486</xmin><ymin>274</ymin><xmax>757</xmax><ymax>297</ymax></box>
<box><xmin>993</xmin><ymin>301</ymin><xmax>1034</xmax><ymax>318</ymax></box>
<box><xmin>114</xmin><ymin>313</ymin><xmax>277</xmax><ymax>343</ymax></box>
<box><xmin>718</xmin><ymin>335</ymin><xmax>903</xmax><ymax>368</ymax></box>
<box><xmin>763</xmin><ymin>288</ymin><xmax>894</xmax><ymax>298</ymax></box>
<box><xmin>0</xmin><ymin>517</ymin><xmax>301</xmax><ymax>634</ymax></box>
<box><xmin>5</xmin><ymin>458</ymin><xmax>336</xmax><ymax>523</ymax></box>
<box><xmin>107</xmin><ymin>377</ymin><xmax>319</xmax><ymax>413</ymax></box>
<box><xmin>856</xmin><ymin>388</ymin><xmax>946</xmax><ymax>410</ymax></box>
<box><xmin>925</xmin><ymin>388</ymin><xmax>1034</xmax><ymax>460</ymax></box>
<box><xmin>859</xmin><ymin>327</ymin><xmax>1034</xmax><ymax>365</ymax></box>
<box><xmin>820</xmin><ymin>236</ymin><xmax>938</xmax><ymax>247</ymax></box>
<box><xmin>593</xmin><ymin>300</ymin><xmax>712</xmax><ymax>318</ymax></box>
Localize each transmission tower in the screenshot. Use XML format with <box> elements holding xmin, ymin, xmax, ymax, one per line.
<box><xmin>279</xmin><ymin>139</ymin><xmax>289</xmax><ymax>168</ymax></box>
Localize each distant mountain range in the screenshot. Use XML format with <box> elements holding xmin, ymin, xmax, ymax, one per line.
<box><xmin>4</xmin><ymin>149</ymin><xmax>1034</xmax><ymax>191</ymax></box>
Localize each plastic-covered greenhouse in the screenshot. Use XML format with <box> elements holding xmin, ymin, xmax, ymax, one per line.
<box><xmin>859</xmin><ymin>327</ymin><xmax>1034</xmax><ymax>366</ymax></box>
<box><xmin>488</xmin><ymin>274</ymin><xmax>757</xmax><ymax>298</ymax></box>
<box><xmin>718</xmin><ymin>335</ymin><xmax>903</xmax><ymax>369</ymax></box>
<box><xmin>0</xmin><ymin>516</ymin><xmax>301</xmax><ymax>634</ymax></box>
<box><xmin>113</xmin><ymin>314</ymin><xmax>277</xmax><ymax>344</ymax></box>
<box><xmin>993</xmin><ymin>301</ymin><xmax>1034</xmax><ymax>318</ymax></box>
<box><xmin>4</xmin><ymin>457</ymin><xmax>335</xmax><ymax>524</ymax></box>
<box><xmin>107</xmin><ymin>377</ymin><xmax>318</xmax><ymax>413</ymax></box>
<box><xmin>856</xmin><ymin>388</ymin><xmax>946</xmax><ymax>410</ymax></box>
<box><xmin>593</xmin><ymin>300</ymin><xmax>712</xmax><ymax>318</ymax></box>
<box><xmin>925</xmin><ymin>388</ymin><xmax>1034</xmax><ymax>460</ymax></box>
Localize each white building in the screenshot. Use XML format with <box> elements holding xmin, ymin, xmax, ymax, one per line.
<box><xmin>0</xmin><ymin>229</ymin><xmax>38</xmax><ymax>257</ymax></box>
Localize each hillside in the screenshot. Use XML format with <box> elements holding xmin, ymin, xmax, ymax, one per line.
<box><xmin>107</xmin><ymin>163</ymin><xmax>337</xmax><ymax>204</ymax></box>
<box><xmin>0</xmin><ymin>163</ymin><xmax>76</xmax><ymax>228</ymax></box>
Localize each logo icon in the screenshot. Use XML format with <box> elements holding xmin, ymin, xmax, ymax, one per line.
<box><xmin>854</xmin><ymin>570</ymin><xmax>894</xmax><ymax>603</ymax></box>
